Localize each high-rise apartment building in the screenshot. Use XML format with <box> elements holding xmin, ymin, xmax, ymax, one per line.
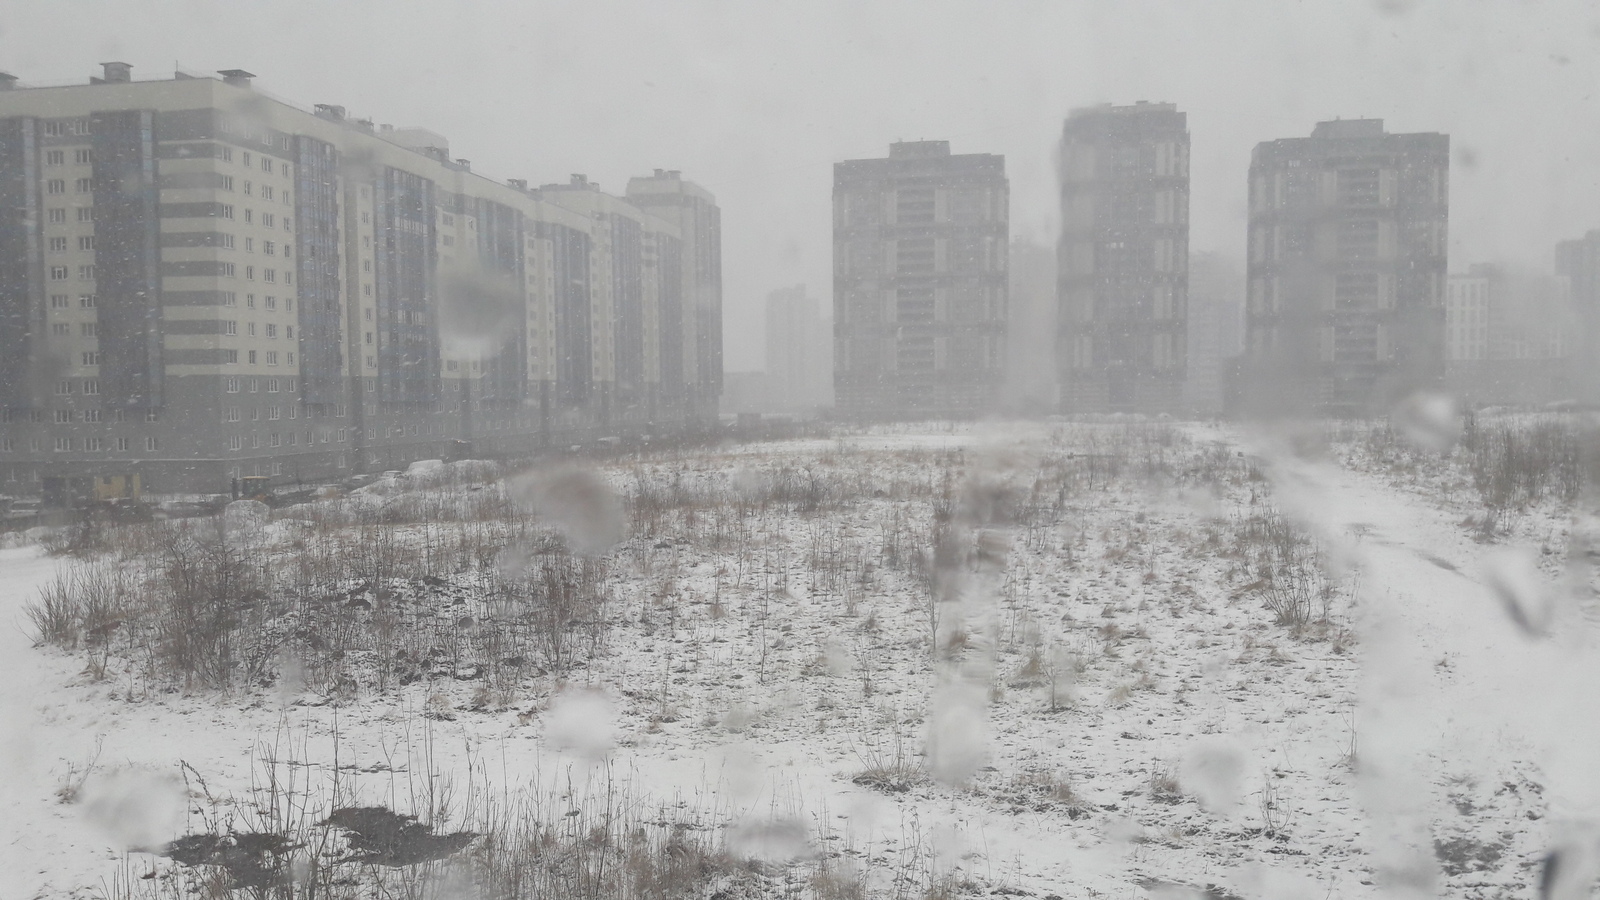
<box><xmin>1444</xmin><ymin>265</ymin><xmax>1571</xmax><ymax>405</ymax></box>
<box><xmin>1239</xmin><ymin>119</ymin><xmax>1448</xmax><ymax>416</ymax></box>
<box><xmin>1555</xmin><ymin>230</ymin><xmax>1600</xmax><ymax>404</ymax></box>
<box><xmin>1185</xmin><ymin>251</ymin><xmax>1244</xmax><ymax>415</ymax></box>
<box><xmin>764</xmin><ymin>284</ymin><xmax>831</xmax><ymax>413</ymax></box>
<box><xmin>0</xmin><ymin>64</ymin><xmax>720</xmax><ymax>497</ymax></box>
<box><xmin>1057</xmin><ymin>102</ymin><xmax>1190</xmax><ymax>414</ymax></box>
<box><xmin>833</xmin><ymin>141</ymin><xmax>1008</xmax><ymax>419</ymax></box>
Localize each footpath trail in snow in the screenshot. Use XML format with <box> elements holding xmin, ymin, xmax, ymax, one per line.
<box><xmin>1265</xmin><ymin>441</ymin><xmax>1593</xmax><ymax>895</ymax></box>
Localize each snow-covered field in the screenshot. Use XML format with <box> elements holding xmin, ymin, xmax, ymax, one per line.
<box><xmin>0</xmin><ymin>417</ymin><xmax>1594</xmax><ymax>899</ymax></box>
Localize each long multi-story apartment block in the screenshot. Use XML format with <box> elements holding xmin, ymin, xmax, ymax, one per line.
<box><xmin>1057</xmin><ymin>102</ymin><xmax>1190</xmax><ymax>414</ymax></box>
<box><xmin>0</xmin><ymin>64</ymin><xmax>721</xmax><ymax>499</ymax></box>
<box><xmin>833</xmin><ymin>140</ymin><xmax>1008</xmax><ymax>419</ymax></box>
<box><xmin>1239</xmin><ymin>119</ymin><xmax>1448</xmax><ymax>416</ymax></box>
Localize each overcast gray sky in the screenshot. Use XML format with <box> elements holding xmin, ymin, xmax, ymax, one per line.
<box><xmin>4</xmin><ymin>0</ymin><xmax>1599</xmax><ymax>370</ymax></box>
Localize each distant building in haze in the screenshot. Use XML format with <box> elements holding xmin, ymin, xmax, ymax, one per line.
<box><xmin>833</xmin><ymin>140</ymin><xmax>1008</xmax><ymax>419</ymax></box>
<box><xmin>1445</xmin><ymin>265</ymin><xmax>1571</xmax><ymax>406</ymax></box>
<box><xmin>1555</xmin><ymin>230</ymin><xmax>1600</xmax><ymax>404</ymax></box>
<box><xmin>1185</xmin><ymin>251</ymin><xmax>1244</xmax><ymax>415</ymax></box>
<box><xmin>1057</xmin><ymin>102</ymin><xmax>1190</xmax><ymax>414</ymax></box>
<box><xmin>1238</xmin><ymin>119</ymin><xmax>1449</xmax><ymax>416</ymax></box>
<box><xmin>764</xmin><ymin>284</ymin><xmax>831</xmax><ymax>414</ymax></box>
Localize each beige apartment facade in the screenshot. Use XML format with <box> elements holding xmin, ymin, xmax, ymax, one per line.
<box><xmin>0</xmin><ymin>64</ymin><xmax>721</xmax><ymax>498</ymax></box>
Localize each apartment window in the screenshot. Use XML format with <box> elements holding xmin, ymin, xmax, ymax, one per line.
<box><xmin>77</xmin><ymin>236</ymin><xmax>94</xmax><ymax>251</ymax></box>
<box><xmin>338</xmin><ymin>428</ymin><xmax>347</xmax><ymax>443</ymax></box>
<box><xmin>46</xmin><ymin>150</ymin><xmax>65</xmax><ymax>166</ymax></box>
<box><xmin>47</xmin><ymin>179</ymin><xmax>66</xmax><ymax>194</ymax></box>
<box><xmin>55</xmin><ymin>381</ymin><xmax>72</xmax><ymax>395</ymax></box>
<box><xmin>83</xmin><ymin>409</ymin><xmax>100</xmax><ymax>422</ymax></box>
<box><xmin>226</xmin><ymin>376</ymin><xmax>240</xmax><ymax>393</ymax></box>
<box><xmin>287</xmin><ymin>432</ymin><xmax>296</xmax><ymax>445</ymax></box>
<box><xmin>221</xmin><ymin>262</ymin><xmax>236</xmax><ymax>277</ymax></box>
<box><xmin>266</xmin><ymin>351</ymin><xmax>279</xmax><ymax>366</ymax></box>
<box><xmin>285</xmin><ymin>299</ymin><xmax>293</xmax><ymax>312</ymax></box>
<box><xmin>51</xmin><ymin>323</ymin><xmax>69</xmax><ymax>336</ymax></box>
<box><xmin>268</xmin><ymin>433</ymin><xmax>280</xmax><ymax>448</ymax></box>
<box><xmin>221</xmin><ymin>175</ymin><xmax>235</xmax><ymax>191</ymax></box>
<box><xmin>55</xmin><ymin>410</ymin><xmax>72</xmax><ymax>423</ymax></box>
<box><xmin>264</xmin><ymin>296</ymin><xmax>276</xmax><ymax>310</ymax></box>
<box><xmin>224</xmin><ymin>350</ymin><xmax>238</xmax><ymax>364</ymax></box>
<box><xmin>286</xmin><ymin>352</ymin><xmax>294</xmax><ymax>364</ymax></box>
<box><xmin>267</xmin><ymin>378</ymin><xmax>279</xmax><ymax>392</ymax></box>
<box><xmin>262</xmin><ymin>213</ymin><xmax>274</xmax><ymax>228</ymax></box>
<box><xmin>229</xmin><ymin>436</ymin><xmax>242</xmax><ymax>451</ymax></box>
<box><xmin>48</xmin><ymin>208</ymin><xmax>66</xmax><ymax>223</ymax></box>
<box><xmin>223</xmin><ymin>292</ymin><xmax>237</xmax><ymax>307</ymax></box>
<box><xmin>442</xmin><ymin>235</ymin><xmax>455</xmax><ymax>247</ymax></box>
<box><xmin>76</xmin><ymin>207</ymin><xmax>94</xmax><ymax>222</ymax></box>
<box><xmin>220</xmin><ymin>234</ymin><xmax>235</xmax><ymax>249</ymax></box>
<box><xmin>263</xmin><ymin>240</ymin><xmax>275</xmax><ymax>255</ymax></box>
<box><xmin>79</xmin><ymin>294</ymin><xmax>96</xmax><ymax>308</ymax></box>
<box><xmin>284</xmin><ymin>217</ymin><xmax>292</xmax><ymax>232</ymax></box>
<box><xmin>50</xmin><ymin>295</ymin><xmax>68</xmax><ymax>309</ymax></box>
<box><xmin>242</xmin><ymin>151</ymin><xmax>251</xmax><ymax>166</ymax></box>
<box><xmin>50</xmin><ymin>266</ymin><xmax>68</xmax><ymax>280</ymax></box>
<box><xmin>363</xmin><ymin>260</ymin><xmax>372</xmax><ymax>273</ymax></box>
<box><xmin>248</xmin><ymin>350</ymin><xmax>257</xmax><ymax>364</ymax></box>
<box><xmin>247</xmin><ymin>322</ymin><xmax>256</xmax><ymax>337</ymax></box>
<box><xmin>261</xmin><ymin>157</ymin><xmax>271</xmax><ymax>173</ymax></box>
<box><xmin>246</xmin><ymin>294</ymin><xmax>255</xmax><ymax>309</ymax></box>
<box><xmin>224</xmin><ymin>320</ymin><xmax>238</xmax><ymax>335</ymax></box>
<box><xmin>245</xmin><ymin>265</ymin><xmax>254</xmax><ymax>280</ymax></box>
<box><xmin>145</xmin><ymin>436</ymin><xmax>159</xmax><ymax>451</ymax></box>
<box><xmin>115</xmin><ymin>437</ymin><xmax>129</xmax><ymax>452</ymax></box>
<box><xmin>48</xmin><ymin>237</ymin><xmax>68</xmax><ymax>252</ymax></box>
<box><xmin>69</xmin><ymin>120</ymin><xmax>88</xmax><ymax>135</ymax></box>
<box><xmin>77</xmin><ymin>265</ymin><xmax>95</xmax><ymax>280</ymax></box>
<box><xmin>221</xmin><ymin>147</ymin><xmax>233</xmax><ymax>163</ymax></box>
<box><xmin>365</xmin><ymin>332</ymin><xmax>373</xmax><ymax>345</ymax></box>
<box><xmin>81</xmin><ymin>352</ymin><xmax>100</xmax><ymax>366</ymax></box>
<box><xmin>145</xmin><ymin>410</ymin><xmax>159</xmax><ymax>423</ymax></box>
<box><xmin>249</xmin><ymin>377</ymin><xmax>258</xmax><ymax>392</ymax></box>
<box><xmin>74</xmin><ymin>178</ymin><xmax>92</xmax><ymax>193</ymax></box>
<box><xmin>3</xmin><ymin>437</ymin><xmax>16</xmax><ymax>452</ymax></box>
<box><xmin>267</xmin><ymin>406</ymin><xmax>280</xmax><ymax>420</ymax></box>
<box><xmin>265</xmin><ymin>324</ymin><xmax>276</xmax><ymax>338</ymax></box>
<box><xmin>54</xmin><ymin>437</ymin><xmax>73</xmax><ymax>452</ymax></box>
<box><xmin>85</xmin><ymin>437</ymin><xmax>102</xmax><ymax>452</ymax></box>
<box><xmin>74</xmin><ymin>149</ymin><xmax>92</xmax><ymax>165</ymax></box>
<box><xmin>43</xmin><ymin>121</ymin><xmax>64</xmax><ymax>137</ymax></box>
<box><xmin>263</xmin><ymin>269</ymin><xmax>275</xmax><ymax>283</ymax></box>
<box><xmin>79</xmin><ymin>323</ymin><xmax>96</xmax><ymax>336</ymax></box>
<box><xmin>243</xmin><ymin>180</ymin><xmax>252</xmax><ymax>196</ymax></box>
<box><xmin>245</xmin><ymin>237</ymin><xmax>254</xmax><ymax>252</ymax></box>
<box><xmin>289</xmin><ymin>406</ymin><xmax>297</xmax><ymax>419</ymax></box>
<box><xmin>262</xmin><ymin>185</ymin><xmax>274</xmax><ymax>201</ymax></box>
<box><xmin>221</xmin><ymin>204</ymin><xmax>234</xmax><ymax>219</ymax></box>
<box><xmin>284</xmin><ymin>272</ymin><xmax>291</xmax><ymax>285</ymax></box>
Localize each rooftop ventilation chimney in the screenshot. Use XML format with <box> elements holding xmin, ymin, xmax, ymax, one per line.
<box><xmin>100</xmin><ymin>61</ymin><xmax>132</xmax><ymax>84</ymax></box>
<box><xmin>0</xmin><ymin>72</ymin><xmax>17</xmax><ymax>91</ymax></box>
<box><xmin>456</xmin><ymin>159</ymin><xmax>470</xmax><ymax>171</ymax></box>
<box><xmin>507</xmin><ymin>179</ymin><xmax>528</xmax><ymax>191</ymax></box>
<box><xmin>653</xmin><ymin>168</ymin><xmax>664</xmax><ymax>176</ymax></box>
<box><xmin>314</xmin><ymin>104</ymin><xmax>346</xmax><ymax>121</ymax></box>
<box><xmin>217</xmin><ymin>69</ymin><xmax>255</xmax><ymax>88</ymax></box>
<box><xmin>570</xmin><ymin>174</ymin><xmax>587</xmax><ymax>185</ymax></box>
<box><xmin>353</xmin><ymin>118</ymin><xmax>375</xmax><ymax>133</ymax></box>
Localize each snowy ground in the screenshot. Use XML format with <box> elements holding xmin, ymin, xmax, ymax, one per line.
<box><xmin>0</xmin><ymin>418</ymin><xmax>1593</xmax><ymax>899</ymax></box>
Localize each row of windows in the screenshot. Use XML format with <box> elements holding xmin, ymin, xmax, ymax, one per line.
<box><xmin>44</xmin><ymin>149</ymin><xmax>94</xmax><ymax>166</ymax></box>
<box><xmin>221</xmin><ymin>321</ymin><xmax>294</xmax><ymax>339</ymax></box>
<box><xmin>0</xmin><ymin>436</ymin><xmax>159</xmax><ymax>453</ymax></box>
<box><xmin>45</xmin><ymin>178</ymin><xmax>94</xmax><ymax>194</ymax></box>
<box><xmin>46</xmin><ymin>236</ymin><xmax>96</xmax><ymax>252</ymax></box>
<box><xmin>219</xmin><ymin>146</ymin><xmax>291</xmax><ymax>178</ymax></box>
<box><xmin>228</xmin><ymin>430</ymin><xmax>345</xmax><ymax>452</ymax></box>
<box><xmin>225</xmin><ymin>406</ymin><xmax>299</xmax><ymax>422</ymax></box>
<box><xmin>2</xmin><ymin>407</ymin><xmax>156</xmax><ymax>423</ymax></box>
<box><xmin>48</xmin><ymin>294</ymin><xmax>96</xmax><ymax>309</ymax></box>
<box><xmin>44</xmin><ymin>207</ymin><xmax>95</xmax><ymax>223</ymax></box>
<box><xmin>224</xmin><ymin>377</ymin><xmax>294</xmax><ymax>393</ymax></box>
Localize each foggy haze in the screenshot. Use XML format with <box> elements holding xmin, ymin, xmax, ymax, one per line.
<box><xmin>5</xmin><ymin>0</ymin><xmax>1598</xmax><ymax>369</ymax></box>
